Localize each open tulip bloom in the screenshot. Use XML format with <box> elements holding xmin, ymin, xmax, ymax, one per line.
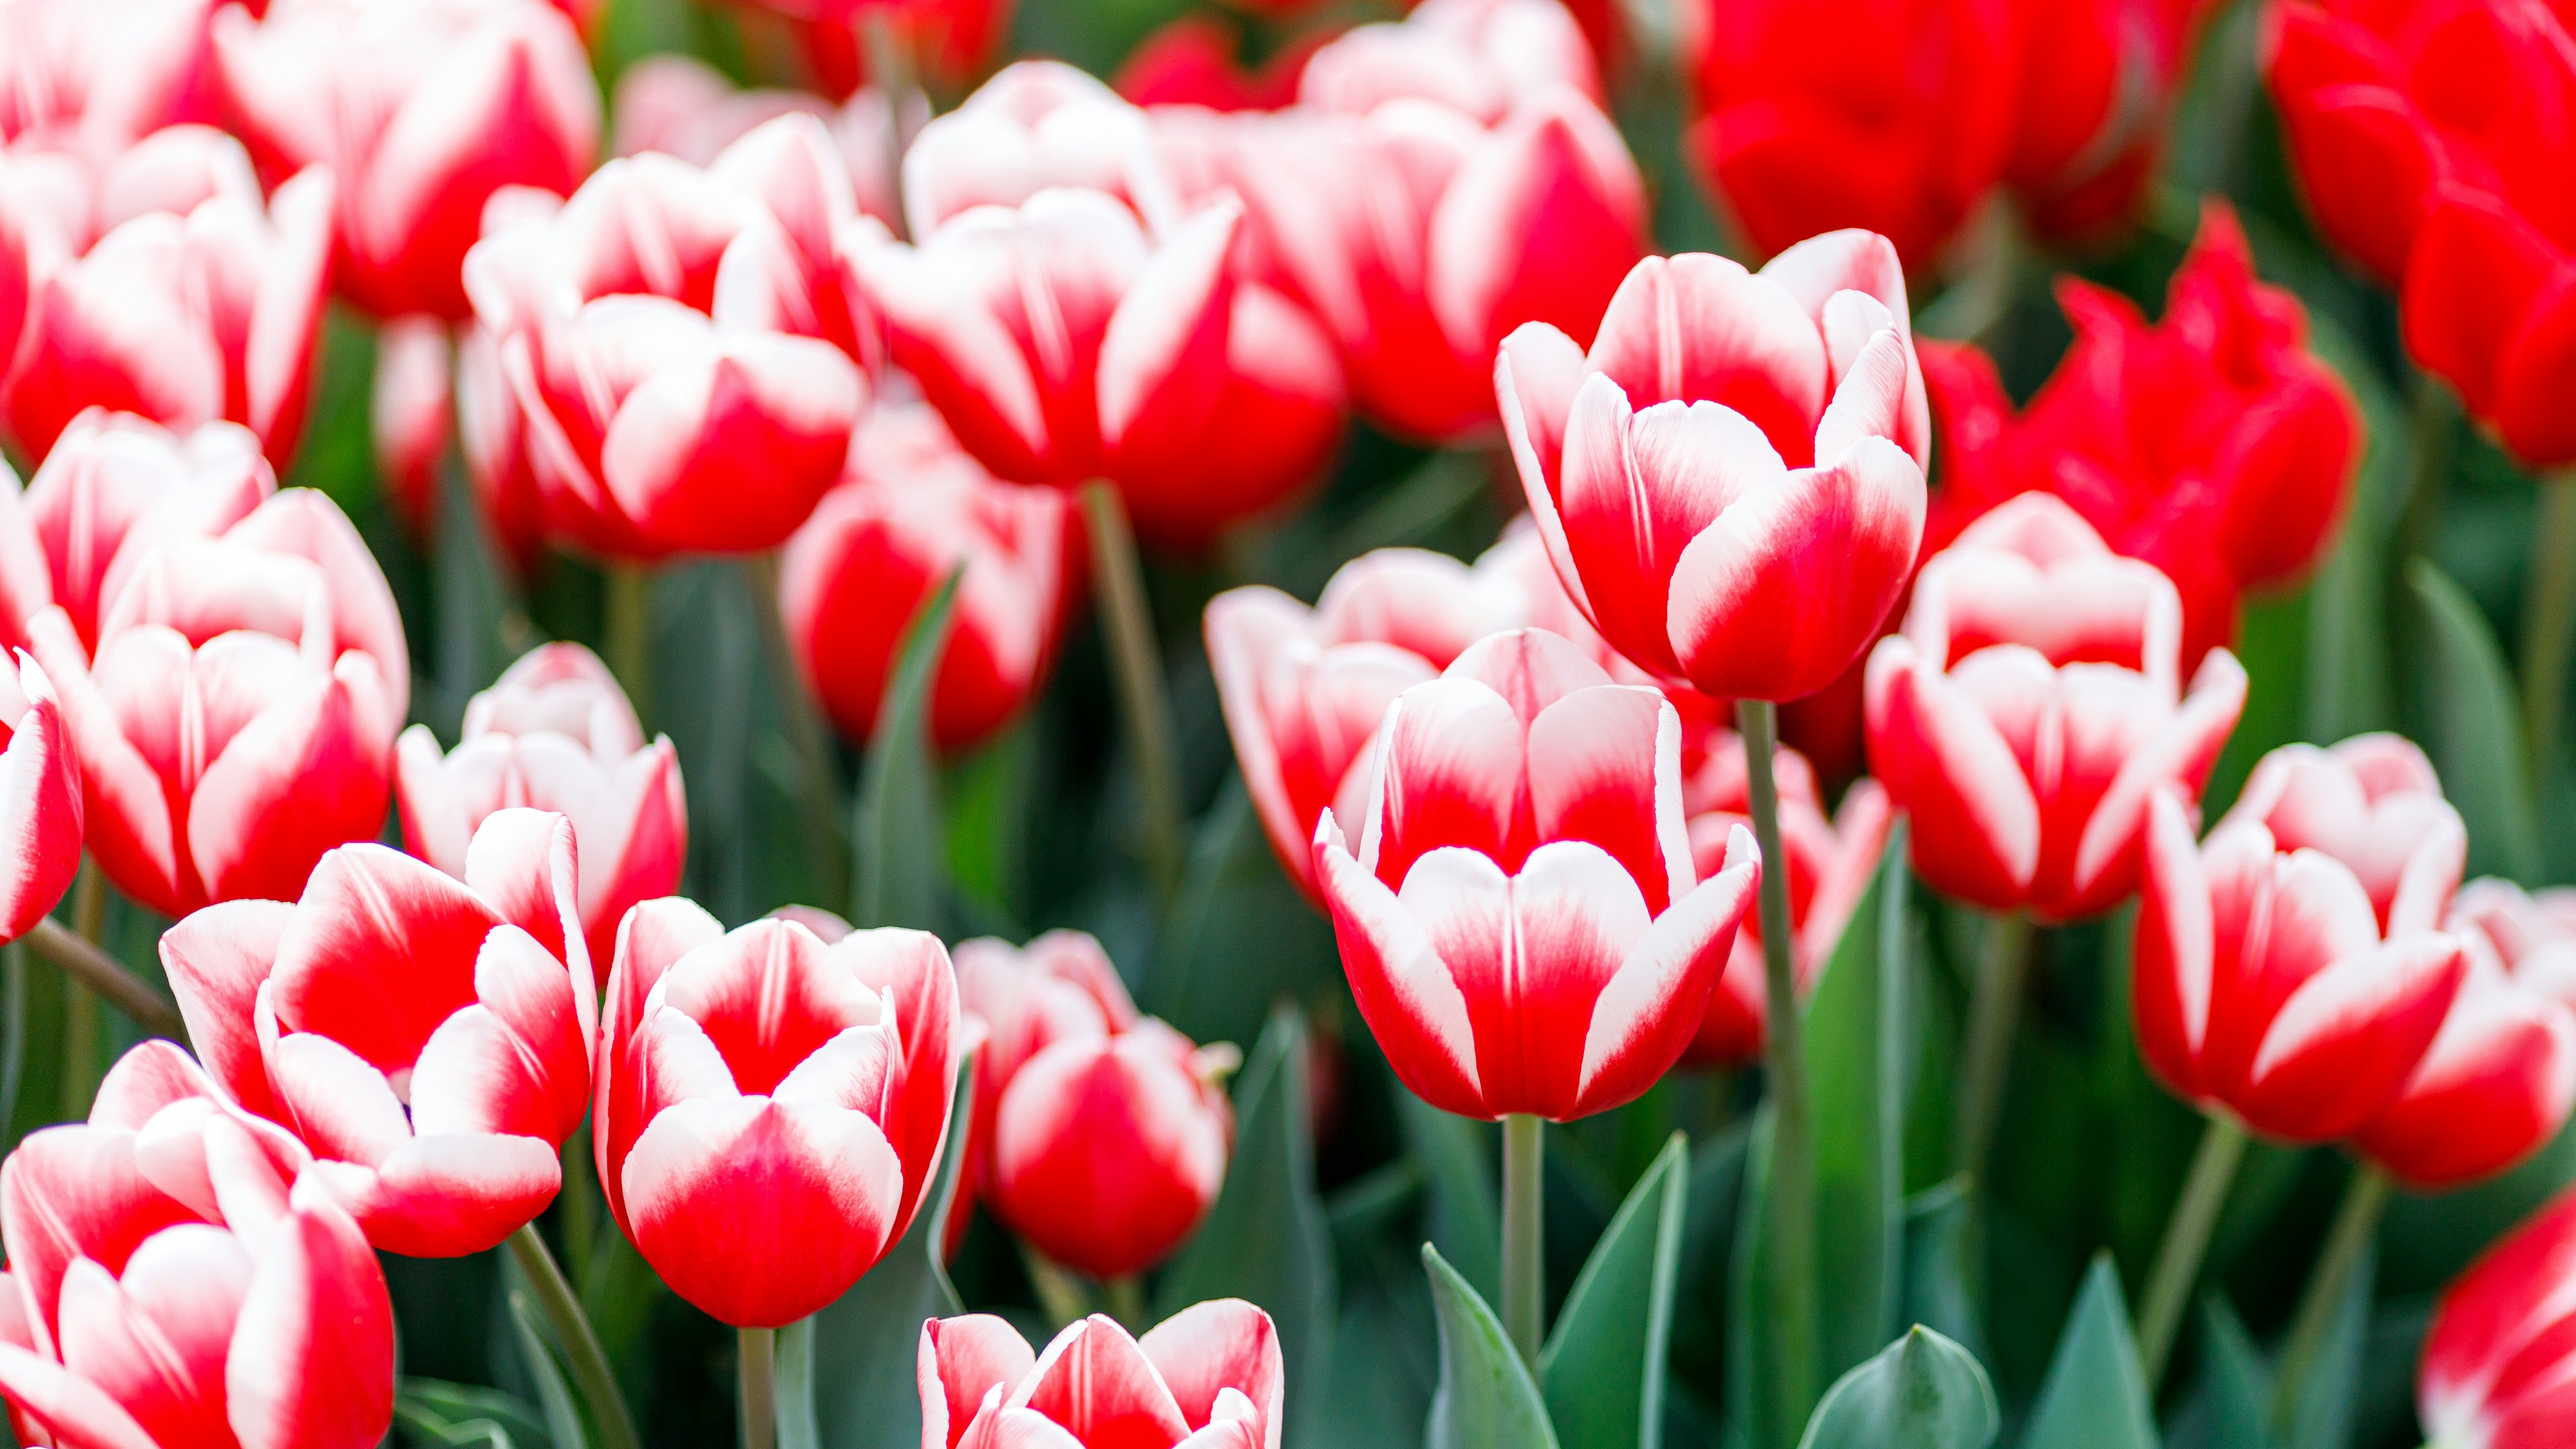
<box><xmin>919</xmin><ymin>1301</ymin><xmax>1284</xmax><ymax>1449</ymax></box>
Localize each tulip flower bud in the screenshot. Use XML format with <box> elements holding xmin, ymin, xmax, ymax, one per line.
<box><xmin>0</xmin><ymin>1040</ymin><xmax>394</xmax><ymax>1449</ymax></box>
<box><xmin>160</xmin><ymin>810</ymin><xmax>596</xmax><ymax>1256</ymax></box>
<box><xmin>2420</xmin><ymin>1187</ymin><xmax>2576</xmax><ymax>1448</ymax></box>
<box><xmin>397</xmin><ymin>642</ymin><xmax>686</xmax><ymax>973</ymax></box>
<box><xmin>594</xmin><ymin>902</ymin><xmax>961</xmax><ymax>1328</ymax></box>
<box><xmin>777</xmin><ymin>404</ymin><xmax>1080</xmax><ymax>756</ymax></box>
<box><xmin>1865</xmin><ymin>494</ymin><xmax>2250</xmax><ymax>920</ymax></box>
<box><xmin>1314</xmin><ymin>627</ymin><xmax>1762</xmax><ymax>1121</ymax></box>
<box><xmin>918</xmin><ymin>1301</ymin><xmax>1285</xmax><ymax>1449</ymax></box>
<box><xmin>2218</xmin><ymin>733</ymin><xmax>2467</xmax><ymax>934</ymax></box>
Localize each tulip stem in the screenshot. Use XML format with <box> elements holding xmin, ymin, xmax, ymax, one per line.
<box><xmin>1106</xmin><ymin>1275</ymin><xmax>1146</xmax><ymax>1332</ymax></box>
<box><xmin>745</xmin><ymin>553</ymin><xmax>848</xmax><ymax>900</ymax></box>
<box><xmin>23</xmin><ymin>920</ymin><xmax>184</xmax><ymax>1041</ymax></box>
<box><xmin>506</xmin><ymin>1224</ymin><xmax>643</xmax><ymax>1449</ymax></box>
<box><xmin>1949</xmin><ymin>910</ymin><xmax>2032</xmax><ymax>1184</ymax></box>
<box><xmin>604</xmin><ymin>563</ymin><xmax>653</xmax><ymax>727</ymax></box>
<box><xmin>739</xmin><ymin>1326</ymin><xmax>777</xmax><ymax>1449</ymax></box>
<box><xmin>2133</xmin><ymin>1113</ymin><xmax>2249</xmax><ymax>1389</ymax></box>
<box><xmin>1080</xmin><ymin>482</ymin><xmax>1185</xmax><ymax>904</ymax></box>
<box><xmin>60</xmin><ymin>863</ymin><xmax>107</xmax><ymax>1113</ymax></box>
<box><xmin>2270</xmin><ymin>1162</ymin><xmax>2392</xmax><ymax>1431</ymax></box>
<box><xmin>1735</xmin><ymin>698</ymin><xmax>1817</xmax><ymax>1436</ymax></box>
<box><xmin>1501</xmin><ymin>1112</ymin><xmax>1545</xmax><ymax>1368</ymax></box>
<box><xmin>2519</xmin><ymin>469</ymin><xmax>2576</xmax><ymax>780</ymax></box>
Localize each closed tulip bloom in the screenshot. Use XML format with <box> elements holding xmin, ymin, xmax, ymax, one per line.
<box><xmin>210</xmin><ymin>0</ymin><xmax>601</xmax><ymax>321</ymax></box>
<box><xmin>1498</xmin><ymin>234</ymin><xmax>1930</xmax><ymax>702</ymax></box>
<box><xmin>594</xmin><ymin>902</ymin><xmax>961</xmax><ymax>1327</ymax></box>
<box><xmin>158</xmin><ymin>810</ymin><xmax>594</xmax><ymax>1256</ymax></box>
<box><xmin>2267</xmin><ymin>0</ymin><xmax>2576</xmax><ymax>464</ymax></box>
<box><xmin>1678</xmin><ymin>733</ymin><xmax>1893</xmax><ymax>1065</ymax></box>
<box><xmin>777</xmin><ymin>403</ymin><xmax>1079</xmax><ymax>755</ymax></box>
<box><xmin>1865</xmin><ymin>494</ymin><xmax>2249</xmax><ymax>920</ymax></box>
<box><xmin>0</xmin><ymin>1044</ymin><xmax>394</xmax><ymax>1449</ymax></box>
<box><xmin>396</xmin><ymin>642</ymin><xmax>685</xmax><ymax>973</ymax></box>
<box><xmin>1313</xmin><ymin>628</ymin><xmax>1762</xmax><ymax>1121</ymax></box>
<box><xmin>2220</xmin><ymin>732</ymin><xmax>2467</xmax><ymax>933</ymax></box>
<box><xmin>0</xmin><ymin>651</ymin><xmax>81</xmax><ymax>943</ymax></box>
<box><xmin>2420</xmin><ymin>1187</ymin><xmax>2576</xmax><ymax>1449</ymax></box>
<box><xmin>2007</xmin><ymin>0</ymin><xmax>2221</xmax><ymax>239</ymax></box>
<box><xmin>610</xmin><ymin>54</ymin><xmax>901</xmax><ymax>225</ymax></box>
<box><xmin>370</xmin><ymin>317</ymin><xmax>451</xmax><ymax>539</ymax></box>
<box><xmin>2351</xmin><ymin>919</ymin><xmax>2576</xmax><ymax>1190</ymax></box>
<box><xmin>32</xmin><ymin>487</ymin><xmax>407</xmax><ymax>917</ymax></box>
<box><xmin>2132</xmin><ymin>789</ymin><xmax>2467</xmax><ymax>1142</ymax></box>
<box><xmin>2453</xmin><ymin>878</ymin><xmax>2576</xmax><ymax>1004</ymax></box>
<box><xmin>0</xmin><ymin>0</ymin><xmax>225</xmax><ymax>160</ymax></box>
<box><xmin>0</xmin><ymin>128</ymin><xmax>333</xmax><ymax>468</ymax></box>
<box><xmin>918</xmin><ymin>1301</ymin><xmax>1283</xmax><ymax>1449</ymax></box>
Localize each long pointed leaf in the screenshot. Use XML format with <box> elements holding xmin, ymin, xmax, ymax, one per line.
<box><xmin>851</xmin><ymin>567</ymin><xmax>962</xmax><ymax>930</ymax></box>
<box><xmin>1540</xmin><ymin>1132</ymin><xmax>1690</xmax><ymax>1449</ymax></box>
<box><xmin>1805</xmin><ymin>826</ymin><xmax>1909</xmax><ymax>1380</ymax></box>
<box><xmin>2021</xmin><ymin>1254</ymin><xmax>2157</xmax><ymax>1449</ymax></box>
<box><xmin>1793</xmin><ymin>1328</ymin><xmax>1996</xmax><ymax>1449</ymax></box>
<box><xmin>1423</xmin><ymin>1245</ymin><xmax>1560</xmax><ymax>1449</ymax></box>
<box><xmin>2407</xmin><ymin>559</ymin><xmax>2542</xmax><ymax>880</ymax></box>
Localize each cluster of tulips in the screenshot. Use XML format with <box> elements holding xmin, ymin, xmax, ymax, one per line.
<box><xmin>0</xmin><ymin>0</ymin><xmax>2573</xmax><ymax>1445</ymax></box>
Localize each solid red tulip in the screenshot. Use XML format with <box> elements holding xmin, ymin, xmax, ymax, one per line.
<box><xmin>918</xmin><ymin>1301</ymin><xmax>1283</xmax><ymax>1449</ymax></box>
<box><xmin>1923</xmin><ymin>202</ymin><xmax>2361</xmax><ymax>665</ymax></box>
<box><xmin>2133</xmin><ymin>788</ymin><xmax>2467</xmax><ymax>1142</ymax></box>
<box><xmin>955</xmin><ymin>930</ymin><xmax>1234</xmax><ymax>1279</ymax></box>
<box><xmin>1865</xmin><ymin>494</ymin><xmax>2249</xmax><ymax>920</ymax></box>
<box><xmin>158</xmin><ymin>810</ymin><xmax>594</xmax><ymax>1256</ymax></box>
<box><xmin>594</xmin><ymin>902</ymin><xmax>961</xmax><ymax>1327</ymax></box>
<box><xmin>396</xmin><ymin>642</ymin><xmax>686</xmax><ymax>973</ymax></box>
<box><xmin>0</xmin><ymin>127</ymin><xmax>332</xmax><ymax>468</ymax></box>
<box><xmin>0</xmin><ymin>0</ymin><xmax>225</xmax><ymax>160</ymax></box>
<box><xmin>32</xmin><ymin>486</ymin><xmax>407</xmax><ymax>917</ymax></box>
<box><xmin>2266</xmin><ymin>0</ymin><xmax>2576</xmax><ymax>465</ymax></box>
<box><xmin>1313</xmin><ymin>627</ymin><xmax>1762</xmax><ymax>1121</ymax></box>
<box><xmin>210</xmin><ymin>0</ymin><xmax>602</xmax><ymax>321</ymax></box>
<box><xmin>611</xmin><ymin>54</ymin><xmax>902</xmax><ymax>226</ymax></box>
<box><xmin>2420</xmin><ymin>1187</ymin><xmax>2576</xmax><ymax>1449</ymax></box>
<box><xmin>2217</xmin><ymin>733</ymin><xmax>2467</xmax><ymax>934</ymax></box>
<box><xmin>371</xmin><ymin>315</ymin><xmax>452</xmax><ymax>539</ymax></box>
<box><xmin>1678</xmin><ymin>733</ymin><xmax>1893</xmax><ymax>1065</ymax></box>
<box><xmin>0</xmin><ymin>651</ymin><xmax>82</xmax><ymax>944</ymax></box>
<box><xmin>2006</xmin><ymin>0</ymin><xmax>2222</xmax><ymax>239</ymax></box>
<box><xmin>777</xmin><ymin>402</ymin><xmax>1081</xmax><ymax>755</ymax></box>
<box><xmin>0</xmin><ymin>1042</ymin><xmax>394</xmax><ymax>1449</ymax></box>
<box><xmin>1497</xmin><ymin>233</ymin><xmax>1930</xmax><ymax>702</ymax></box>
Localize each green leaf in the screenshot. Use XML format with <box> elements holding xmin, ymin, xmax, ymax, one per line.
<box><xmin>1155</xmin><ymin>1005</ymin><xmax>1337</xmax><ymax>1422</ymax></box>
<box><xmin>2280</xmin><ymin>1246</ymin><xmax>2374</xmax><ymax>1449</ymax></box>
<box><xmin>1723</xmin><ymin>1108</ymin><xmax>1776</xmax><ymax>1449</ymax></box>
<box><xmin>2020</xmin><ymin>1254</ymin><xmax>2157</xmax><ymax>1449</ymax></box>
<box><xmin>1141</xmin><ymin>780</ymin><xmax>1339</xmax><ymax>1051</ymax></box>
<box><xmin>1898</xmin><ymin>1180</ymin><xmax>1982</xmax><ymax>1364</ymax></box>
<box><xmin>1804</xmin><ymin>826</ymin><xmax>1909</xmax><ymax>1380</ymax></box>
<box><xmin>807</xmin><ymin>1051</ymin><xmax>975</xmax><ymax>1449</ymax></box>
<box><xmin>1540</xmin><ymin>1132</ymin><xmax>1690</xmax><ymax>1449</ymax></box>
<box><xmin>1422</xmin><ymin>1244</ymin><xmax>1561</xmax><ymax>1449</ymax></box>
<box><xmin>2199</xmin><ymin>1296</ymin><xmax>2273</xmax><ymax>1449</ymax></box>
<box><xmin>397</xmin><ymin>1380</ymin><xmax>553</xmax><ymax>1449</ymax></box>
<box><xmin>1793</xmin><ymin>1328</ymin><xmax>1997</xmax><ymax>1449</ymax></box>
<box><xmin>505</xmin><ymin>1291</ymin><xmax>587</xmax><ymax>1449</ymax></box>
<box><xmin>1403</xmin><ymin>1094</ymin><xmax>1502</xmax><ymax>1304</ymax></box>
<box><xmin>851</xmin><ymin>566</ymin><xmax>962</xmax><ymax>930</ymax></box>
<box><xmin>2407</xmin><ymin>559</ymin><xmax>2544</xmax><ymax>881</ymax></box>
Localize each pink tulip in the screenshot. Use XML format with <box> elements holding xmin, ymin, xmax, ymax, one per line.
<box><xmin>0</xmin><ymin>1042</ymin><xmax>393</xmax><ymax>1449</ymax></box>
<box><xmin>1313</xmin><ymin>628</ymin><xmax>1762</xmax><ymax>1121</ymax></box>
<box><xmin>158</xmin><ymin>810</ymin><xmax>594</xmax><ymax>1256</ymax></box>
<box><xmin>1864</xmin><ymin>494</ymin><xmax>2249</xmax><ymax>920</ymax></box>
<box><xmin>2218</xmin><ymin>733</ymin><xmax>2468</xmax><ymax>934</ymax></box>
<box><xmin>2420</xmin><ymin>1187</ymin><xmax>2576</xmax><ymax>1449</ymax></box>
<box><xmin>2133</xmin><ymin>788</ymin><xmax>2467</xmax><ymax>1142</ymax></box>
<box><xmin>1497</xmin><ymin>233</ymin><xmax>1931</xmax><ymax>702</ymax></box>
<box><xmin>397</xmin><ymin>642</ymin><xmax>685</xmax><ymax>973</ymax></box>
<box><xmin>594</xmin><ymin>902</ymin><xmax>961</xmax><ymax>1327</ymax></box>
<box><xmin>372</xmin><ymin>315</ymin><xmax>453</xmax><ymax>539</ymax></box>
<box><xmin>610</xmin><ymin>54</ymin><xmax>901</xmax><ymax>225</ymax></box>
<box><xmin>209</xmin><ymin>0</ymin><xmax>598</xmax><ymax>321</ymax></box>
<box><xmin>32</xmin><ymin>486</ymin><xmax>407</xmax><ymax>917</ymax></box>
<box><xmin>918</xmin><ymin>1301</ymin><xmax>1283</xmax><ymax>1449</ymax></box>
<box><xmin>0</xmin><ymin>0</ymin><xmax>225</xmax><ymax>160</ymax></box>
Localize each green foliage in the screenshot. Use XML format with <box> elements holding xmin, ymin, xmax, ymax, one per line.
<box><xmin>1540</xmin><ymin>1134</ymin><xmax>1690</xmax><ymax>1449</ymax></box>
<box><xmin>2019</xmin><ymin>1256</ymin><xmax>2157</xmax><ymax>1449</ymax></box>
<box><xmin>1794</xmin><ymin>1328</ymin><xmax>1998</xmax><ymax>1449</ymax></box>
<box><xmin>1422</xmin><ymin>1246</ymin><xmax>1560</xmax><ymax>1449</ymax></box>
<box><xmin>851</xmin><ymin>568</ymin><xmax>963</xmax><ymax>930</ymax></box>
<box><xmin>1806</xmin><ymin>830</ymin><xmax>1911</xmax><ymax>1379</ymax></box>
<box><xmin>2407</xmin><ymin>559</ymin><xmax>2544</xmax><ymax>881</ymax></box>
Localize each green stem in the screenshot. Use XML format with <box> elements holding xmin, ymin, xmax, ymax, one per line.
<box><xmin>1079</xmin><ymin>482</ymin><xmax>1184</xmax><ymax>904</ymax></box>
<box><xmin>1949</xmin><ymin>911</ymin><xmax>2033</xmax><ymax>1184</ymax></box>
<box><xmin>1736</xmin><ymin>699</ymin><xmax>1817</xmax><ymax>1437</ymax></box>
<box><xmin>739</xmin><ymin>1325</ymin><xmax>777</xmax><ymax>1449</ymax></box>
<box><xmin>506</xmin><ymin>1224</ymin><xmax>643</xmax><ymax>1449</ymax></box>
<box><xmin>2270</xmin><ymin>1163</ymin><xmax>2392</xmax><ymax>1430</ymax></box>
<box><xmin>23</xmin><ymin>920</ymin><xmax>184</xmax><ymax>1040</ymax></box>
<box><xmin>2520</xmin><ymin>470</ymin><xmax>2576</xmax><ymax>780</ymax></box>
<box><xmin>1020</xmin><ymin>1244</ymin><xmax>1093</xmax><ymax>1330</ymax></box>
<box><xmin>604</xmin><ymin>563</ymin><xmax>653</xmax><ymax>727</ymax></box>
<box><xmin>1501</xmin><ymin>1113</ymin><xmax>1545</xmax><ymax>1369</ymax></box>
<box><xmin>1105</xmin><ymin>1275</ymin><xmax>1147</xmax><ymax>1333</ymax></box>
<box><xmin>2133</xmin><ymin>1114</ymin><xmax>2249</xmax><ymax>1389</ymax></box>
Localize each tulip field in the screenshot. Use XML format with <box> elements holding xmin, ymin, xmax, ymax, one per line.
<box><xmin>5</xmin><ymin>0</ymin><xmax>2576</xmax><ymax>1446</ymax></box>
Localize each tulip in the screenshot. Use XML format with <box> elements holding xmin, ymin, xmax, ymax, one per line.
<box><xmin>954</xmin><ymin>930</ymin><xmax>1234</xmax><ymax>1279</ymax></box>
<box><xmin>918</xmin><ymin>1301</ymin><xmax>1284</xmax><ymax>1449</ymax></box>
<box><xmin>900</xmin><ymin>62</ymin><xmax>1185</xmax><ymax>239</ymax></box>
<box><xmin>0</xmin><ymin>651</ymin><xmax>83</xmax><ymax>943</ymax></box>
<box><xmin>1497</xmin><ymin>233</ymin><xmax>1930</xmax><ymax>703</ymax></box>
<box><xmin>0</xmin><ymin>1040</ymin><xmax>394</xmax><ymax>1449</ymax></box>
<box><xmin>158</xmin><ymin>809</ymin><xmax>594</xmax><ymax>1256</ymax></box>
<box><xmin>594</xmin><ymin>901</ymin><xmax>961</xmax><ymax>1327</ymax></box>
<box><xmin>371</xmin><ymin>316</ymin><xmax>452</xmax><ymax>539</ymax></box>
<box><xmin>209</xmin><ymin>0</ymin><xmax>601</xmax><ymax>322</ymax></box>
<box><xmin>0</xmin><ymin>0</ymin><xmax>225</xmax><ymax>159</ymax></box>
<box><xmin>1678</xmin><ymin>733</ymin><xmax>1893</xmax><ymax>1065</ymax></box>
<box><xmin>1297</xmin><ymin>0</ymin><xmax>1603</xmax><ymax>126</ymax></box>
<box><xmin>2419</xmin><ymin>1187</ymin><xmax>2576</xmax><ymax>1449</ymax></box>
<box><xmin>455</xmin><ymin>304</ymin><xmax>547</xmax><ymax>574</ymax></box>
<box><xmin>32</xmin><ymin>486</ymin><xmax>407</xmax><ymax>917</ymax></box>
<box><xmin>1313</xmin><ymin>627</ymin><xmax>1762</xmax><ymax>1122</ymax></box>
<box><xmin>396</xmin><ymin>642</ymin><xmax>686</xmax><ymax>973</ymax></box>
<box><xmin>776</xmin><ymin>403</ymin><xmax>1081</xmax><ymax>755</ymax></box>
<box><xmin>1922</xmin><ymin>202</ymin><xmax>2361</xmax><ymax>666</ymax></box>
<box><xmin>460</xmin><ymin>116</ymin><xmax>872</xmax><ymax>560</ymax></box>
<box><xmin>0</xmin><ymin>128</ymin><xmax>333</xmax><ymax>469</ymax></box>
<box><xmin>722</xmin><ymin>0</ymin><xmax>1015</xmax><ymax>101</ymax></box>
<box><xmin>2006</xmin><ymin>0</ymin><xmax>2222</xmax><ymax>240</ymax></box>
<box><xmin>610</xmin><ymin>54</ymin><xmax>902</xmax><ymax>226</ymax></box>
<box><xmin>848</xmin><ymin>186</ymin><xmax>1344</xmax><ymax>549</ymax></box>
<box><xmin>1864</xmin><ymin>494</ymin><xmax>2249</xmax><ymax>920</ymax></box>
<box><xmin>2453</xmin><ymin>878</ymin><xmax>2576</xmax><ymax>1002</ymax></box>
<box><xmin>2217</xmin><ymin>733</ymin><xmax>2467</xmax><ymax>934</ymax></box>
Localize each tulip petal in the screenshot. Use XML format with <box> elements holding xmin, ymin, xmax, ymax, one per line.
<box><xmin>1586</xmin><ymin>253</ymin><xmax>1828</xmax><ymax>464</ymax></box>
<box><xmin>1577</xmin><ymin>828</ymin><xmax>1758</xmax><ymax>1116</ymax></box>
<box><xmin>268</xmin><ymin>844</ymin><xmax>497</xmax><ymax>1075</ymax></box>
<box><xmin>268</xmin><ymin>1031</ymin><xmax>409</xmax><ymax>1169</ymax></box>
<box><xmin>57</xmin><ymin>1226</ymin><xmax>250</xmax><ymax>1448</ymax></box>
<box><xmin>307</xmin><ymin>1133</ymin><xmax>563</xmax><ymax>1258</ymax></box>
<box><xmin>924</xmin><ymin>1316</ymin><xmax>1038</xmax><ymax>1449</ymax></box>
<box><xmin>1525</xmin><ymin>684</ymin><xmax>1688</xmax><ymax>912</ymax></box>
<box><xmin>1864</xmin><ymin>639</ymin><xmax>2041</xmax><ymax>909</ymax></box>
<box><xmin>2239</xmin><ymin>932</ymin><xmax>2466</xmax><ymax>1141</ymax></box>
<box><xmin>1315</xmin><ymin>818</ymin><xmax>1484</xmax><ymax>1116</ymax></box>
<box><xmin>1366</xmin><ymin>678</ymin><xmax>1527</xmax><ymax>887</ymax></box>
<box><xmin>1016</xmin><ymin>1314</ymin><xmax>1193</xmax><ymax>1448</ymax></box>
<box><xmin>2357</xmin><ymin>980</ymin><xmax>2576</xmax><ymax>1189</ymax></box>
<box><xmin>0</xmin><ymin>1343</ymin><xmax>162</xmax><ymax>1449</ymax></box>
<box><xmin>1141</xmin><ymin>1300</ymin><xmax>1284</xmax><ymax>1447</ymax></box>
<box><xmin>225</xmin><ymin>1199</ymin><xmax>394</xmax><ymax>1449</ymax></box>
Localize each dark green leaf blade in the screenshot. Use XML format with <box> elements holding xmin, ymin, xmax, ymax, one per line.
<box><xmin>1792</xmin><ymin>1327</ymin><xmax>1998</xmax><ymax>1449</ymax></box>
<box><xmin>1804</xmin><ymin>826</ymin><xmax>1909</xmax><ymax>1381</ymax></box>
<box><xmin>1403</xmin><ymin>1095</ymin><xmax>1503</xmax><ymax>1304</ymax></box>
<box><xmin>1141</xmin><ymin>780</ymin><xmax>1339</xmax><ymax>1051</ymax></box>
<box><xmin>1540</xmin><ymin>1132</ymin><xmax>1690</xmax><ymax>1449</ymax></box>
<box><xmin>2281</xmin><ymin>1246</ymin><xmax>2374</xmax><ymax>1449</ymax></box>
<box><xmin>1898</xmin><ymin>1180</ymin><xmax>1982</xmax><ymax>1363</ymax></box>
<box><xmin>2407</xmin><ymin>559</ymin><xmax>2543</xmax><ymax>880</ymax></box>
<box><xmin>851</xmin><ymin>566</ymin><xmax>962</xmax><ymax>930</ymax></box>
<box><xmin>2020</xmin><ymin>1254</ymin><xmax>2157</xmax><ymax>1449</ymax></box>
<box><xmin>2199</xmin><ymin>1295</ymin><xmax>2274</xmax><ymax>1449</ymax></box>
<box><xmin>1422</xmin><ymin>1244</ymin><xmax>1561</xmax><ymax>1449</ymax></box>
